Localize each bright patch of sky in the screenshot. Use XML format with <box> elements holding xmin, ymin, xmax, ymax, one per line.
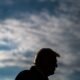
<box><xmin>0</xmin><ymin>0</ymin><xmax>80</xmax><ymax>80</ymax></box>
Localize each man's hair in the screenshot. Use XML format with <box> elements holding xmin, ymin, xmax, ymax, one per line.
<box><xmin>35</xmin><ymin>48</ymin><xmax>60</xmax><ymax>66</ymax></box>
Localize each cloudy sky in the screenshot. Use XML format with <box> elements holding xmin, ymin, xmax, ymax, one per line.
<box><xmin>0</xmin><ymin>0</ymin><xmax>80</xmax><ymax>80</ymax></box>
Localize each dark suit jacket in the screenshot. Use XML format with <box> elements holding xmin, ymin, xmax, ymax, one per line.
<box><xmin>15</xmin><ymin>66</ymin><xmax>49</xmax><ymax>80</ymax></box>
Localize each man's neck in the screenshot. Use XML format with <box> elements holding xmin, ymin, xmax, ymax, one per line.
<box><xmin>35</xmin><ymin>65</ymin><xmax>49</xmax><ymax>77</ymax></box>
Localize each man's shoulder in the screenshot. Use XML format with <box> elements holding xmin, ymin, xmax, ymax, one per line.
<box><xmin>15</xmin><ymin>66</ymin><xmax>49</xmax><ymax>80</ymax></box>
<box><xmin>15</xmin><ymin>70</ymin><xmax>31</xmax><ymax>80</ymax></box>
<box><xmin>19</xmin><ymin>70</ymin><xmax>30</xmax><ymax>74</ymax></box>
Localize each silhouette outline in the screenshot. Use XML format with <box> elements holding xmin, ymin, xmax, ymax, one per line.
<box><xmin>15</xmin><ymin>48</ymin><xmax>60</xmax><ymax>80</ymax></box>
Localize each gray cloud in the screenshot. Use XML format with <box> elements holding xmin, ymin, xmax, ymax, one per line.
<box><xmin>0</xmin><ymin>12</ymin><xmax>80</xmax><ymax>80</ymax></box>
<box><xmin>0</xmin><ymin>1</ymin><xmax>80</xmax><ymax>80</ymax></box>
<box><xmin>0</xmin><ymin>0</ymin><xmax>80</xmax><ymax>80</ymax></box>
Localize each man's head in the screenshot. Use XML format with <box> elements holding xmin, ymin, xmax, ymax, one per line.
<box><xmin>35</xmin><ymin>48</ymin><xmax>60</xmax><ymax>76</ymax></box>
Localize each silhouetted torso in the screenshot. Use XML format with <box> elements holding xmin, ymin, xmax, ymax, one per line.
<box><xmin>15</xmin><ymin>66</ymin><xmax>49</xmax><ymax>80</ymax></box>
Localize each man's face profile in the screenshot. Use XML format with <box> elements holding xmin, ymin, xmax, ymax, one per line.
<box><xmin>35</xmin><ymin>48</ymin><xmax>60</xmax><ymax>76</ymax></box>
<box><xmin>46</xmin><ymin>57</ymin><xmax>58</xmax><ymax>76</ymax></box>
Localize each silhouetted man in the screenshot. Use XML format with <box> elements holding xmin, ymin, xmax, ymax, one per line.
<box><xmin>15</xmin><ymin>48</ymin><xmax>60</xmax><ymax>80</ymax></box>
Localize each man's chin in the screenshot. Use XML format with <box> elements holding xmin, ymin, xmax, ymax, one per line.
<box><xmin>48</xmin><ymin>71</ymin><xmax>55</xmax><ymax>76</ymax></box>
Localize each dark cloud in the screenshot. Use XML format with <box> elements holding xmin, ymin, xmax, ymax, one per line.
<box><xmin>22</xmin><ymin>50</ymin><xmax>35</xmax><ymax>57</ymax></box>
<box><xmin>60</xmin><ymin>24</ymin><xmax>80</xmax><ymax>54</ymax></box>
<box><xmin>0</xmin><ymin>38</ymin><xmax>17</xmax><ymax>51</ymax></box>
<box><xmin>69</xmin><ymin>70</ymin><xmax>80</xmax><ymax>80</ymax></box>
<box><xmin>0</xmin><ymin>0</ymin><xmax>79</xmax><ymax>22</ymax></box>
<box><xmin>0</xmin><ymin>0</ymin><xmax>56</xmax><ymax>19</ymax></box>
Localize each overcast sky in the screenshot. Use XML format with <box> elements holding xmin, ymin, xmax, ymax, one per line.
<box><xmin>0</xmin><ymin>0</ymin><xmax>80</xmax><ymax>80</ymax></box>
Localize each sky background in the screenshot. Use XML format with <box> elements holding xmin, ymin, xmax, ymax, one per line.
<box><xmin>0</xmin><ymin>0</ymin><xmax>80</xmax><ymax>80</ymax></box>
